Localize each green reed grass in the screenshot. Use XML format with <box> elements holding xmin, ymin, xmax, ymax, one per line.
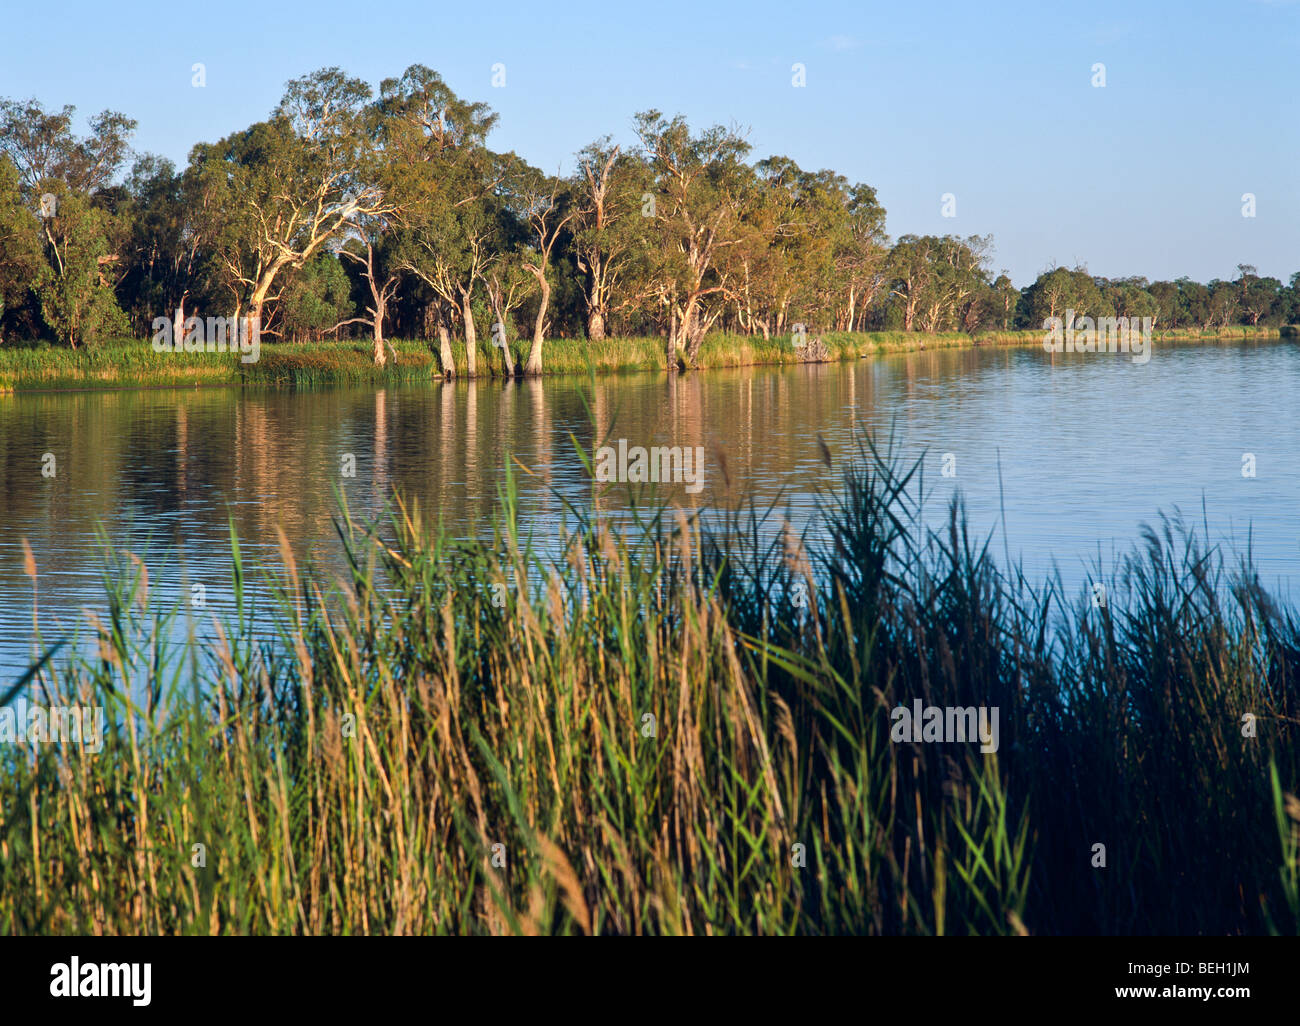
<box><xmin>0</xmin><ymin>432</ymin><xmax>1297</xmax><ymax>935</ymax></box>
<box><xmin>1</xmin><ymin>325</ymin><xmax>1286</xmax><ymax>392</ymax></box>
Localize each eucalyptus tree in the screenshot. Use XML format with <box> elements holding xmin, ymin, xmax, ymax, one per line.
<box><xmin>331</xmin><ymin>222</ymin><xmax>398</xmax><ymax>364</ymax></box>
<box><xmin>0</xmin><ymin>155</ymin><xmax>41</xmax><ymax>340</ymax></box>
<box><xmin>380</xmin><ymin>64</ymin><xmax>501</xmax><ymax>377</ymax></box>
<box><xmin>748</xmin><ymin>157</ymin><xmax>818</xmax><ymax>337</ymax></box>
<box><xmin>772</xmin><ymin>167</ymin><xmax>887</xmax><ymax>335</ymax></box>
<box><xmin>1236</xmin><ymin>264</ymin><xmax>1281</xmax><ymax>326</ymax></box>
<box><xmin>278</xmin><ymin>252</ymin><xmax>353</xmax><ymax>343</ymax></box>
<box><xmin>1148</xmin><ymin>280</ymin><xmax>1184</xmax><ymax>328</ymax></box>
<box><xmin>1177</xmin><ymin>277</ymin><xmax>1214</xmax><ymax>331</ymax></box>
<box><xmin>990</xmin><ymin>273</ymin><xmax>1018</xmax><ymax>330</ymax></box>
<box><xmin>478</xmin><ymin>258</ymin><xmax>532</xmax><ymax>375</ymax></box>
<box><xmin>117</xmin><ymin>155</ymin><xmax>212</xmax><ymax>338</ymax></box>
<box><xmin>464</xmin><ymin>162</ymin><xmax>538</xmax><ymax>378</ymax></box>
<box><xmin>1021</xmin><ymin>266</ymin><xmax>1078</xmax><ymax>327</ymax></box>
<box><xmin>506</xmin><ymin>159</ymin><xmax>577</xmax><ymax>376</ymax></box>
<box><xmin>833</xmin><ymin>183</ymin><xmax>888</xmax><ymax>330</ymax></box>
<box><xmin>729</xmin><ymin>180</ymin><xmax>787</xmax><ymax>338</ymax></box>
<box><xmin>1207</xmin><ymin>279</ymin><xmax>1240</xmax><ymax>328</ymax></box>
<box><xmin>1020</xmin><ymin>266</ymin><xmax>1111</xmax><ymax>327</ymax></box>
<box><xmin>0</xmin><ymin>99</ymin><xmax>134</xmax><ymax>195</ymax></box>
<box><xmin>634</xmin><ymin>110</ymin><xmax>753</xmax><ymax>366</ymax></box>
<box><xmin>887</xmin><ymin>235</ymin><xmax>939</xmax><ymax>331</ymax></box>
<box><xmin>1102</xmin><ymin>277</ymin><xmax>1158</xmax><ymax>328</ymax></box>
<box><xmin>1283</xmin><ymin>273</ymin><xmax>1300</xmax><ymax>325</ymax></box>
<box><xmin>186</xmin><ymin>68</ymin><xmax>391</xmax><ymax>340</ymax></box>
<box><xmin>32</xmin><ymin>189</ymin><xmax>132</xmax><ymax>345</ymax></box>
<box><xmin>570</xmin><ymin>138</ymin><xmax>654</xmax><ymax>341</ymax></box>
<box><xmin>0</xmin><ymin>98</ymin><xmax>135</xmax><ymax>346</ymax></box>
<box><xmin>939</xmin><ymin>234</ymin><xmax>993</xmax><ymax>333</ymax></box>
<box><xmin>887</xmin><ymin>234</ymin><xmax>991</xmax><ymax>332</ymax></box>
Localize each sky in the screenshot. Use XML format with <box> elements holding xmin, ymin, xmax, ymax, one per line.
<box><xmin>1</xmin><ymin>0</ymin><xmax>1296</xmax><ymax>286</ymax></box>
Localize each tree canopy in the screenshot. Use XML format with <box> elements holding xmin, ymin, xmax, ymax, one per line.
<box><xmin>1</xmin><ymin>66</ymin><xmax>1295</xmax><ymax>364</ymax></box>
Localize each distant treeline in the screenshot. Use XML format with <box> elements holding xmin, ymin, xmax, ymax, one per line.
<box><xmin>1</xmin><ymin>65</ymin><xmax>1297</xmax><ymax>372</ymax></box>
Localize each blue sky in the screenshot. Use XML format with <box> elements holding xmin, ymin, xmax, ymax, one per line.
<box><xmin>2</xmin><ymin>0</ymin><xmax>1296</xmax><ymax>285</ymax></box>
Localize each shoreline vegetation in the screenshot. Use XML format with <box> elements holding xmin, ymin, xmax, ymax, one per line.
<box><xmin>0</xmin><ymin>438</ymin><xmax>1296</xmax><ymax>935</ymax></box>
<box><xmin>0</xmin><ymin>324</ymin><xmax>1293</xmax><ymax>393</ymax></box>
<box><xmin>4</xmin><ymin>67</ymin><xmax>1300</xmax><ymax>384</ymax></box>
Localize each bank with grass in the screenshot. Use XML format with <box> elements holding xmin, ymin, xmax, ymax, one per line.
<box><xmin>0</xmin><ymin>324</ymin><xmax>1291</xmax><ymax>392</ymax></box>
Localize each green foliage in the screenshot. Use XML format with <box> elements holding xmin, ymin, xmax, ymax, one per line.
<box><xmin>277</xmin><ymin>253</ymin><xmax>354</xmax><ymax>341</ymax></box>
<box><xmin>0</xmin><ymin>101</ymin><xmax>135</xmax><ymax>346</ymax></box>
<box><xmin>31</xmin><ymin>188</ymin><xmax>129</xmax><ymax>347</ymax></box>
<box><xmin>0</xmin><ymin>155</ymin><xmax>41</xmax><ymax>337</ymax></box>
<box><xmin>0</xmin><ymin>71</ymin><xmax>1296</xmax><ymax>361</ymax></box>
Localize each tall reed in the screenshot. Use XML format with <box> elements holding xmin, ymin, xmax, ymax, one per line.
<box><xmin>0</xmin><ymin>433</ymin><xmax>1296</xmax><ymax>934</ymax></box>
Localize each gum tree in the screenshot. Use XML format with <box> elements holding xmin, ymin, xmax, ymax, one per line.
<box><xmin>634</xmin><ymin>110</ymin><xmax>753</xmax><ymax>367</ymax></box>
<box><xmin>381</xmin><ymin>65</ymin><xmax>501</xmax><ymax>377</ymax></box>
<box><xmin>0</xmin><ymin>99</ymin><xmax>135</xmax><ymax>346</ymax></box>
<box><xmin>510</xmin><ymin>161</ymin><xmax>576</xmax><ymax>376</ymax></box>
<box><xmin>187</xmin><ymin>68</ymin><xmax>391</xmax><ymax>340</ymax></box>
<box><xmin>0</xmin><ymin>156</ymin><xmax>41</xmax><ymax>341</ymax></box>
<box><xmin>570</xmin><ymin>139</ymin><xmax>653</xmax><ymax>342</ymax></box>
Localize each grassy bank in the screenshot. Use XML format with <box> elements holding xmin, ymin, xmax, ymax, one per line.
<box><xmin>1</xmin><ymin>437</ymin><xmax>1297</xmax><ymax>935</ymax></box>
<box><xmin>0</xmin><ymin>324</ymin><xmax>1290</xmax><ymax>392</ymax></box>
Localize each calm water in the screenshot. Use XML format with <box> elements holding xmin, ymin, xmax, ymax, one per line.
<box><xmin>2</xmin><ymin>338</ymin><xmax>1298</xmax><ymax>675</ymax></box>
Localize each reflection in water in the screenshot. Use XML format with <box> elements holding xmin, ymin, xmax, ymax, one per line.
<box><xmin>1</xmin><ymin>338</ymin><xmax>1298</xmax><ymax>674</ymax></box>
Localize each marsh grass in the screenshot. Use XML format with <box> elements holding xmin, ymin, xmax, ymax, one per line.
<box><xmin>0</xmin><ymin>432</ymin><xmax>1297</xmax><ymax>935</ymax></box>
<box><xmin>0</xmin><ymin>324</ymin><xmax>1286</xmax><ymax>391</ymax></box>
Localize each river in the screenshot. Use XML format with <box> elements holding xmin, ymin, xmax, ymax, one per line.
<box><xmin>1</xmin><ymin>337</ymin><xmax>1297</xmax><ymax>675</ymax></box>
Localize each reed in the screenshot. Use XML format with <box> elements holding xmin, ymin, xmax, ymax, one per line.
<box><xmin>0</xmin><ymin>431</ymin><xmax>1296</xmax><ymax>935</ymax></box>
<box><xmin>0</xmin><ymin>325</ymin><xmax>1288</xmax><ymax>392</ymax></box>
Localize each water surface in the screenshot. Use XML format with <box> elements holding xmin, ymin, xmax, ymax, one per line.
<box><xmin>2</xmin><ymin>338</ymin><xmax>1297</xmax><ymax>675</ymax></box>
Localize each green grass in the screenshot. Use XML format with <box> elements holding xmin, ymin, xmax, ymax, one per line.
<box><xmin>0</xmin><ymin>431</ymin><xmax>1297</xmax><ymax>935</ymax></box>
<box><xmin>0</xmin><ymin>324</ymin><xmax>1290</xmax><ymax>392</ymax></box>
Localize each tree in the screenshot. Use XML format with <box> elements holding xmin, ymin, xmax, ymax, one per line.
<box><xmin>1236</xmin><ymin>264</ymin><xmax>1280</xmax><ymax>326</ymax></box>
<box><xmin>1281</xmin><ymin>273</ymin><xmax>1300</xmax><ymax>325</ymax></box>
<box><xmin>0</xmin><ymin>155</ymin><xmax>41</xmax><ymax>341</ymax></box>
<box><xmin>279</xmin><ymin>252</ymin><xmax>354</xmax><ymax>342</ymax></box>
<box><xmin>571</xmin><ymin>138</ymin><xmax>652</xmax><ymax>341</ymax></box>
<box><xmin>1207</xmin><ymin>279</ymin><xmax>1239</xmax><ymax>328</ymax></box>
<box><xmin>1020</xmin><ymin>266</ymin><xmax>1109</xmax><ymax>328</ymax></box>
<box><xmin>0</xmin><ymin>99</ymin><xmax>134</xmax><ymax>196</ymax></box>
<box><xmin>1105</xmin><ymin>277</ymin><xmax>1158</xmax><ymax>326</ymax></box>
<box><xmin>886</xmin><ymin>236</ymin><xmax>933</xmax><ymax>331</ymax></box>
<box><xmin>634</xmin><ymin>111</ymin><xmax>753</xmax><ymax>366</ymax></box>
<box><xmin>478</xmin><ymin>259</ymin><xmax>531</xmax><ymax>376</ymax></box>
<box><xmin>331</xmin><ymin>213</ymin><xmax>399</xmax><ymax>364</ymax></box>
<box><xmin>188</xmin><ymin>68</ymin><xmax>392</xmax><ymax>340</ymax></box>
<box><xmin>0</xmin><ymin>98</ymin><xmax>135</xmax><ymax>346</ymax></box>
<box><xmin>1178</xmin><ymin>277</ymin><xmax>1213</xmax><ymax>331</ymax></box>
<box><xmin>990</xmin><ymin>273</ymin><xmax>1018</xmax><ymax>330</ymax></box>
<box><xmin>834</xmin><ymin>182</ymin><xmax>888</xmax><ymax>331</ymax></box>
<box><xmin>381</xmin><ymin>65</ymin><xmax>501</xmax><ymax>377</ymax></box>
<box><xmin>31</xmin><ymin>187</ymin><xmax>129</xmax><ymax>346</ymax></box>
<box><xmin>510</xmin><ymin>164</ymin><xmax>576</xmax><ymax>376</ymax></box>
<box><xmin>116</xmin><ymin>155</ymin><xmax>213</xmax><ymax>338</ymax></box>
<box><xmin>1148</xmin><ymin>280</ymin><xmax>1183</xmax><ymax>328</ymax></box>
<box><xmin>935</xmin><ymin>235</ymin><xmax>992</xmax><ymax>333</ymax></box>
<box><xmin>1026</xmin><ymin>267</ymin><xmax>1074</xmax><ymax>326</ymax></box>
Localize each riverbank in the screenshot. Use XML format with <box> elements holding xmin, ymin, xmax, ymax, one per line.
<box><xmin>0</xmin><ymin>442</ymin><xmax>1295</xmax><ymax>935</ymax></box>
<box><xmin>0</xmin><ymin>325</ymin><xmax>1291</xmax><ymax>392</ymax></box>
